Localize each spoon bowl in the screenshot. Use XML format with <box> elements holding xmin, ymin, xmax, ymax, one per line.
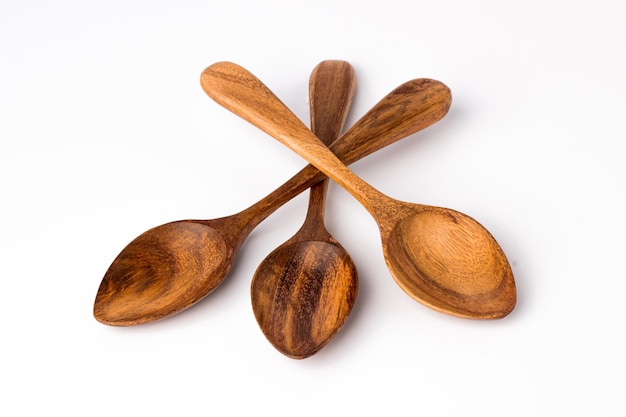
<box><xmin>201</xmin><ymin>61</ymin><xmax>516</xmax><ymax>319</ymax></box>
<box><xmin>95</xmin><ymin>220</ymin><xmax>229</xmax><ymax>325</ymax></box>
<box><xmin>94</xmin><ymin>64</ymin><xmax>452</xmax><ymax>326</ymax></box>
<box><xmin>252</xmin><ymin>240</ymin><xmax>357</xmax><ymax>357</ymax></box>
<box><xmin>384</xmin><ymin>206</ymin><xmax>515</xmax><ymax>318</ymax></box>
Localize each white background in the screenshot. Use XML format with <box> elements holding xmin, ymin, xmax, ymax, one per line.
<box><xmin>2</xmin><ymin>1</ymin><xmax>625</xmax><ymax>415</ymax></box>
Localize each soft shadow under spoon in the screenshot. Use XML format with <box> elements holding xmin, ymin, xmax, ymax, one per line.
<box><xmin>251</xmin><ymin>61</ymin><xmax>358</xmax><ymax>359</ymax></box>
<box><xmin>201</xmin><ymin>61</ymin><xmax>516</xmax><ymax>319</ymax></box>
<box><xmin>94</xmin><ymin>64</ymin><xmax>452</xmax><ymax>326</ymax></box>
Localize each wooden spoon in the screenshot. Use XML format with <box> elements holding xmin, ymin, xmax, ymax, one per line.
<box><xmin>93</xmin><ymin>65</ymin><xmax>452</xmax><ymax>326</ymax></box>
<box><xmin>201</xmin><ymin>61</ymin><xmax>516</xmax><ymax>319</ymax></box>
<box><xmin>251</xmin><ymin>61</ymin><xmax>358</xmax><ymax>359</ymax></box>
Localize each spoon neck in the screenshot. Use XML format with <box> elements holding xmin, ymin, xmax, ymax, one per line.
<box><xmin>298</xmin><ymin>178</ymin><xmax>331</xmax><ymax>238</ymax></box>
<box><xmin>316</xmin><ymin>159</ymin><xmax>394</xmax><ymax>222</ymax></box>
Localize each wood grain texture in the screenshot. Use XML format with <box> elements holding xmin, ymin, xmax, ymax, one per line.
<box><xmin>384</xmin><ymin>207</ymin><xmax>516</xmax><ymax>319</ymax></box>
<box><xmin>94</xmin><ymin>64</ymin><xmax>452</xmax><ymax>326</ymax></box>
<box><xmin>251</xmin><ymin>60</ymin><xmax>358</xmax><ymax>359</ymax></box>
<box><xmin>252</xmin><ymin>242</ymin><xmax>357</xmax><ymax>358</ymax></box>
<box><xmin>201</xmin><ymin>61</ymin><xmax>516</xmax><ymax>319</ymax></box>
<box><xmin>94</xmin><ymin>222</ymin><xmax>230</xmax><ymax>325</ymax></box>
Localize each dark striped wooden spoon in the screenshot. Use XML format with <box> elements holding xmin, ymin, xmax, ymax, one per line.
<box><xmin>251</xmin><ymin>60</ymin><xmax>357</xmax><ymax>359</ymax></box>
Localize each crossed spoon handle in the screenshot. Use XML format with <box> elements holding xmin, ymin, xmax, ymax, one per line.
<box><xmin>202</xmin><ymin>62</ymin><xmax>417</xmax><ymax>222</ymax></box>
<box><xmin>209</xmin><ymin>73</ymin><xmax>452</xmax><ymax>248</ymax></box>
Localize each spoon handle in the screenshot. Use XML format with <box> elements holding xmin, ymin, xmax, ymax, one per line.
<box><xmin>202</xmin><ymin>62</ymin><xmax>403</xmax><ymax>218</ymax></box>
<box><xmin>301</xmin><ymin>60</ymin><xmax>356</xmax><ymax>237</ymax></box>
<box><xmin>309</xmin><ymin>60</ymin><xmax>356</xmax><ymax>148</ymax></box>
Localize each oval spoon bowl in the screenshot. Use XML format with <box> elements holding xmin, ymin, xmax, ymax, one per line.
<box><xmin>252</xmin><ymin>241</ymin><xmax>357</xmax><ymax>358</ymax></box>
<box><xmin>384</xmin><ymin>206</ymin><xmax>515</xmax><ymax>318</ymax></box>
<box><xmin>94</xmin><ymin>221</ymin><xmax>230</xmax><ymax>325</ymax></box>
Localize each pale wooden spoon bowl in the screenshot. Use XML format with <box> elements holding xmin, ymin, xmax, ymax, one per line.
<box><xmin>201</xmin><ymin>61</ymin><xmax>516</xmax><ymax>319</ymax></box>
<box><xmin>94</xmin><ymin>65</ymin><xmax>452</xmax><ymax>326</ymax></box>
<box><xmin>251</xmin><ymin>61</ymin><xmax>357</xmax><ymax>359</ymax></box>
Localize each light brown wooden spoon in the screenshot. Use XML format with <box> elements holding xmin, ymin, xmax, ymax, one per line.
<box><xmin>201</xmin><ymin>61</ymin><xmax>516</xmax><ymax>319</ymax></box>
<box><xmin>94</xmin><ymin>65</ymin><xmax>452</xmax><ymax>326</ymax></box>
<box><xmin>251</xmin><ymin>61</ymin><xmax>358</xmax><ymax>359</ymax></box>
